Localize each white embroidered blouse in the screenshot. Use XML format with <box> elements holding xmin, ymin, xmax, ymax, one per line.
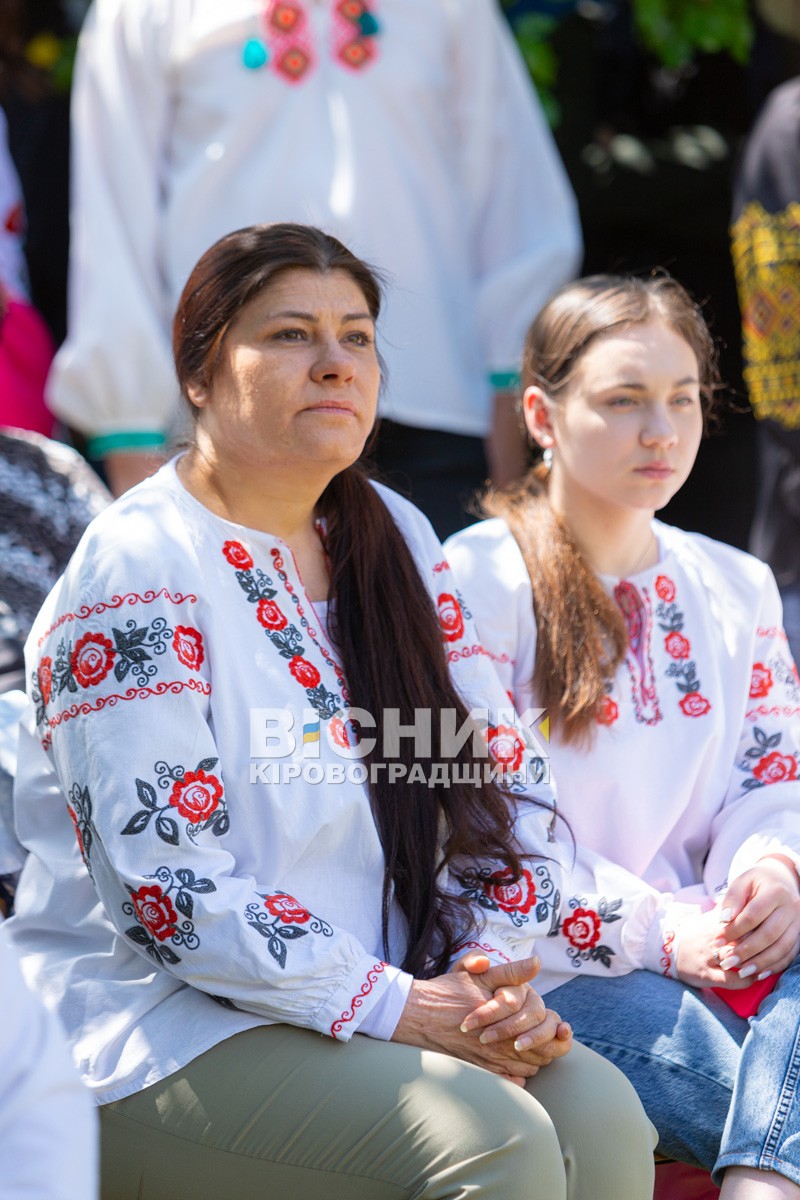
<box><xmin>446</xmin><ymin>517</ymin><xmax>800</xmax><ymax>994</ymax></box>
<box><xmin>9</xmin><ymin>466</ymin><xmax>683</xmax><ymax>1102</ymax></box>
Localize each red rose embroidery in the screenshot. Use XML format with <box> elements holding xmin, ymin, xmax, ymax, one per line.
<box><xmin>753</xmin><ymin>751</ymin><xmax>798</xmax><ymax>785</ymax></box>
<box><xmin>67</xmin><ymin>804</ymin><xmax>84</xmax><ymax>858</ymax></box>
<box><xmin>484</xmin><ymin>867</ymin><xmax>537</xmax><ymax>915</ymax></box>
<box><xmin>222</xmin><ymin>540</ymin><xmax>253</xmax><ymax>570</ymax></box>
<box><xmin>169</xmin><ymin>770</ymin><xmax>223</xmax><ymax>821</ymax></box>
<box><xmin>665</xmin><ymin>631</ymin><xmax>690</xmax><ymax>660</ymax></box>
<box><xmin>655</xmin><ymin>575</ymin><xmax>676</xmax><ymax>602</ymax></box>
<box><xmin>329</xmin><ymin>716</ymin><xmax>351</xmax><ymax>749</ymax></box>
<box><xmin>679</xmin><ymin>692</ymin><xmax>712</xmax><ymax>718</ymax></box>
<box><xmin>338</xmin><ymin>0</ymin><xmax>364</xmax><ymax>19</ymax></box>
<box><xmin>70</xmin><ymin>632</ymin><xmax>115</xmax><ymax>688</ymax></box>
<box><xmin>288</xmin><ymin>655</ymin><xmax>321</xmax><ymax>689</ymax></box>
<box><xmin>132</xmin><ymin>884</ymin><xmax>178</xmax><ymax>942</ymax></box>
<box><xmin>264</xmin><ymin>892</ymin><xmax>311</xmax><ymax>924</ymax></box>
<box><xmin>38</xmin><ymin>656</ymin><xmax>53</xmax><ymax>706</ymax></box>
<box><xmin>172</xmin><ymin>626</ymin><xmax>205</xmax><ymax>671</ymax></box>
<box><xmin>486</xmin><ymin>724</ymin><xmax>525</xmax><ymax>772</ymax></box>
<box><xmin>596</xmin><ymin>695</ymin><xmax>619</xmax><ymax>726</ymax></box>
<box><xmin>257</xmin><ymin>599</ymin><xmax>288</xmax><ymax>631</ymax></box>
<box><xmin>563</xmin><ymin>907</ymin><xmax>602</xmax><ymax>950</ymax></box>
<box><xmin>437</xmin><ymin>593</ymin><xmax>465</xmax><ymax>643</ymax></box>
<box><xmin>749</xmin><ymin>663</ymin><xmax>774</xmax><ymax>699</ymax></box>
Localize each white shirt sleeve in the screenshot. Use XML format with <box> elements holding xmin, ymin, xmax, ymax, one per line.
<box><xmin>46</xmin><ymin>0</ymin><xmax>177</xmax><ymax>446</ymax></box>
<box><xmin>452</xmin><ymin>0</ymin><xmax>582</xmax><ymax>379</ymax></box>
<box><xmin>0</xmin><ymin>929</ymin><xmax>98</xmax><ymax>1199</ymax></box>
<box><xmin>704</xmin><ymin>568</ymin><xmax>800</xmax><ymax>890</ymax></box>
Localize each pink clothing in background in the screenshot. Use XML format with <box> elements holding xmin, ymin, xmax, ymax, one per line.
<box><xmin>0</xmin><ymin>297</ymin><xmax>55</xmax><ymax>437</ymax></box>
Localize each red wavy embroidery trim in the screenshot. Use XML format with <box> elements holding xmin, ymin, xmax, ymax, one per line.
<box><xmin>38</xmin><ymin>590</ymin><xmax>198</xmax><ymax>646</ymax></box>
<box><xmin>41</xmin><ymin>679</ymin><xmax>211</xmax><ymax>749</ymax></box>
<box><xmin>452</xmin><ymin>940</ymin><xmax>511</xmax><ymax>963</ymax></box>
<box><xmin>757</xmin><ymin>628</ymin><xmax>788</xmax><ymax>641</ymax></box>
<box><xmin>746</xmin><ymin>704</ymin><xmax>800</xmax><ymax>720</ymax></box>
<box><xmin>447</xmin><ymin>643</ymin><xmax>512</xmax><ymax>665</ymax></box>
<box><xmin>660</xmin><ymin>929</ymin><xmax>676</xmax><ymax>978</ymax></box>
<box><xmin>432</xmin><ymin>561</ymin><xmax>450</xmax><ymax>574</ymax></box>
<box><xmin>330</xmin><ymin>961</ymin><xmax>387</xmax><ymax>1038</ymax></box>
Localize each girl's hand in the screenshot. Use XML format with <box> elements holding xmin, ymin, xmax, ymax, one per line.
<box><xmin>674</xmin><ymin>907</ymin><xmax>751</xmax><ymax>989</ymax></box>
<box><xmin>713</xmin><ymin>855</ymin><xmax>800</xmax><ymax>980</ymax></box>
<box><xmin>455</xmin><ymin>951</ymin><xmax>572</xmax><ymax>1057</ymax></box>
<box><xmin>391</xmin><ymin>955</ymin><xmax>571</xmax><ymax>1087</ymax></box>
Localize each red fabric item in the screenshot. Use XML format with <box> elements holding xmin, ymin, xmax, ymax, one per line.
<box><xmin>710</xmin><ymin>973</ymin><xmax>779</xmax><ymax>1018</ymax></box>
<box><xmin>0</xmin><ymin>297</ymin><xmax>55</xmax><ymax>436</ymax></box>
<box><xmin>654</xmin><ymin>1160</ymin><xmax>718</xmax><ymax>1199</ymax></box>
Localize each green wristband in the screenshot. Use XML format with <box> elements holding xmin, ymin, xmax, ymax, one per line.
<box><xmin>489</xmin><ymin>371</ymin><xmax>521</xmax><ymax>391</ymax></box>
<box><xmin>86</xmin><ymin>431</ymin><xmax>168</xmax><ymax>458</ymax></box>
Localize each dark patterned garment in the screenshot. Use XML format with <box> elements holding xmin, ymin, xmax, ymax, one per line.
<box><xmin>0</xmin><ymin>428</ymin><xmax>109</xmax><ymax>690</ymax></box>
<box><xmin>731</xmin><ymin>78</ymin><xmax>800</xmax><ymax>593</ymax></box>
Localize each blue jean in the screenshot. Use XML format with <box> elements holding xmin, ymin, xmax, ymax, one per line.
<box><xmin>547</xmin><ymin>959</ymin><xmax>800</xmax><ymax>1187</ymax></box>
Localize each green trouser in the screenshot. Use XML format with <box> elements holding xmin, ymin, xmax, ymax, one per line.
<box><xmin>100</xmin><ymin>1026</ymin><xmax>656</xmax><ymax>1200</ymax></box>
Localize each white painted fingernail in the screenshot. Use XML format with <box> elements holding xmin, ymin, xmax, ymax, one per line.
<box><xmin>721</xmin><ymin>908</ymin><xmax>733</xmax><ymax>923</ymax></box>
<box><xmin>738</xmin><ymin>964</ymin><xmax>757</xmax><ymax>978</ymax></box>
<box><xmin>514</xmin><ymin>1038</ymin><xmax>529</xmax><ymax>1052</ymax></box>
<box><xmin>757</xmin><ymin>970</ymin><xmax>772</xmax><ymax>981</ymax></box>
<box><xmin>460</xmin><ymin>1023</ymin><xmax>469</xmax><ymax>1033</ymax></box>
<box><xmin>719</xmin><ymin>955</ymin><xmax>740</xmax><ymax>970</ymax></box>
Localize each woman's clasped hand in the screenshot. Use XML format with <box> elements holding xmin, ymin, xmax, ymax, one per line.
<box><xmin>393</xmin><ymin>953</ymin><xmax>572</xmax><ymax>1086</ymax></box>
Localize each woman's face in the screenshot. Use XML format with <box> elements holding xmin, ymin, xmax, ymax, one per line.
<box><xmin>525</xmin><ymin>319</ymin><xmax>704</xmax><ymax>518</ymax></box>
<box><xmin>190</xmin><ymin>267</ymin><xmax>380</xmax><ymax>475</ymax></box>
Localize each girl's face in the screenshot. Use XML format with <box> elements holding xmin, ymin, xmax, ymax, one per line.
<box><xmin>524</xmin><ymin>319</ymin><xmax>704</xmax><ymax>519</ymax></box>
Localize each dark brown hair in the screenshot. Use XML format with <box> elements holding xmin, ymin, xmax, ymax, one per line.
<box><xmin>485</xmin><ymin>273</ymin><xmax>721</xmax><ymax>744</ymax></box>
<box><xmin>173</xmin><ymin>223</ymin><xmax>525</xmax><ymax>977</ymax></box>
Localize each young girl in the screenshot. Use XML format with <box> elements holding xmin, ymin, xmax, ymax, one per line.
<box><xmin>446</xmin><ymin>275</ymin><xmax>800</xmax><ymax>1200</ymax></box>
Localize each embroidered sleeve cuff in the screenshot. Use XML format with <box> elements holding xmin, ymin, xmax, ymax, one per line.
<box><xmin>357</xmin><ymin>970</ymin><xmax>414</xmax><ymax>1041</ymax></box>
<box><xmin>641</xmin><ymin>901</ymin><xmax>704</xmax><ymax>979</ymax></box>
<box><xmin>86</xmin><ymin>431</ymin><xmax>168</xmax><ymax>458</ymax></box>
<box><xmin>319</xmin><ymin>955</ymin><xmax>403</xmax><ymax>1042</ymax></box>
<box><xmin>449</xmin><ymin>939</ymin><xmax>514</xmax><ymax>970</ymax></box>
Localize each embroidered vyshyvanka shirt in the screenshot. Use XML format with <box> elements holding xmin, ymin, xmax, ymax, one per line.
<box><xmin>446</xmin><ymin>518</ymin><xmax>800</xmax><ymax>994</ymax></box>
<box><xmin>9</xmin><ymin>465</ymin><xmax>677</xmax><ymax>1103</ymax></box>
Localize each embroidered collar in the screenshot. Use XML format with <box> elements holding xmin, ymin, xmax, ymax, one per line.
<box><xmin>243</xmin><ymin>1</ymin><xmax>381</xmax><ymax>80</ymax></box>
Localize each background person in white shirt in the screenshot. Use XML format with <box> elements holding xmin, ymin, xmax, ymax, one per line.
<box><xmin>47</xmin><ymin>0</ymin><xmax>581</xmax><ymax>535</ymax></box>
<box><xmin>446</xmin><ymin>273</ymin><xmax>800</xmax><ymax>1200</ymax></box>
<box><xmin>0</xmin><ymin>929</ymin><xmax>97</xmax><ymax>1199</ymax></box>
<box><xmin>9</xmin><ymin>224</ymin><xmax>658</xmax><ymax>1200</ymax></box>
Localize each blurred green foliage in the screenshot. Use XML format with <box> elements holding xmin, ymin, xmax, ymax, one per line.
<box><xmin>504</xmin><ymin>0</ymin><xmax>753</xmax><ymax>121</ymax></box>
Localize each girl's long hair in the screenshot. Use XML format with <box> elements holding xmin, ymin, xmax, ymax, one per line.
<box><xmin>484</xmin><ymin>274</ymin><xmax>721</xmax><ymax>745</ymax></box>
<box><xmin>173</xmin><ymin>223</ymin><xmax>526</xmax><ymax>977</ymax></box>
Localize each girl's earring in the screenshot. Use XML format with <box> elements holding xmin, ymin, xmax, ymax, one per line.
<box><xmin>542</xmin><ymin>447</ymin><xmax>553</xmax><ymax>472</ymax></box>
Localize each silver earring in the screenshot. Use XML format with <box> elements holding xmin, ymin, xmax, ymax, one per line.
<box><xmin>542</xmin><ymin>448</ymin><xmax>553</xmax><ymax>471</ymax></box>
